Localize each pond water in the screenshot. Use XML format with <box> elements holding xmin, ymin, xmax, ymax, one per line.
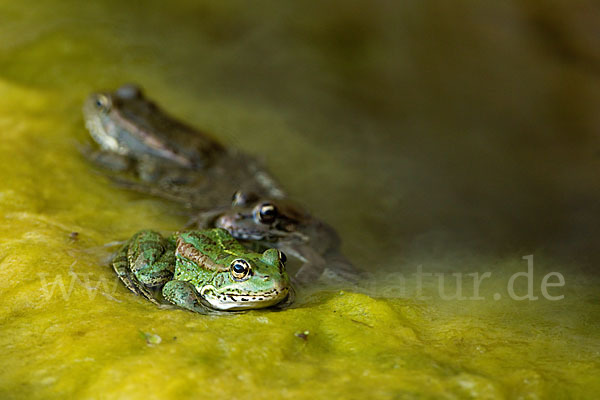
<box><xmin>0</xmin><ymin>1</ymin><xmax>598</xmax><ymax>398</ymax></box>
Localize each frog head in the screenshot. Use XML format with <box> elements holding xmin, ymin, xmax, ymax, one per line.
<box><xmin>83</xmin><ymin>84</ymin><xmax>208</xmax><ymax>168</ymax></box>
<box><xmin>82</xmin><ymin>84</ymin><xmax>145</xmax><ymax>156</ymax></box>
<box><xmin>214</xmin><ymin>191</ymin><xmax>307</xmax><ymax>242</ymax></box>
<box><xmin>175</xmin><ymin>229</ymin><xmax>294</xmax><ymax>311</ymax></box>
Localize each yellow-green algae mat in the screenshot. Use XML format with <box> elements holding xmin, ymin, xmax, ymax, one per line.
<box><xmin>1</xmin><ymin>1</ymin><xmax>600</xmax><ymax>399</ymax></box>
<box><xmin>0</xmin><ymin>82</ymin><xmax>599</xmax><ymax>400</ymax></box>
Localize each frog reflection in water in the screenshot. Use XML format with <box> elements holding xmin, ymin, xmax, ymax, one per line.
<box><xmin>112</xmin><ymin>228</ymin><xmax>294</xmax><ymax>313</ymax></box>
<box><xmin>198</xmin><ymin>191</ymin><xmax>361</xmax><ymax>284</ymax></box>
<box><xmin>83</xmin><ymin>84</ymin><xmax>285</xmax><ymax>209</ymax></box>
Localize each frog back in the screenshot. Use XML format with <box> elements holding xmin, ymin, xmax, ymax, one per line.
<box><xmin>112</xmin><ymin>86</ymin><xmax>225</xmax><ymax>168</ymax></box>
<box><xmin>177</xmin><ymin>228</ymin><xmax>247</xmax><ymax>266</ymax></box>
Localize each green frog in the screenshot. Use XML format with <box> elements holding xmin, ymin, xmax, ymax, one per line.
<box><xmin>83</xmin><ymin>84</ymin><xmax>285</xmax><ymax>208</ymax></box>
<box><xmin>112</xmin><ymin>228</ymin><xmax>294</xmax><ymax>313</ymax></box>
<box><xmin>198</xmin><ymin>192</ymin><xmax>361</xmax><ymax>284</ymax></box>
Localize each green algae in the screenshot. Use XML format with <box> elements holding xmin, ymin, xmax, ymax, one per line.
<box><xmin>1</xmin><ymin>1</ymin><xmax>600</xmax><ymax>399</ymax></box>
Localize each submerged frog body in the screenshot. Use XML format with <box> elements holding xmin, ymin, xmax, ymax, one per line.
<box><xmin>112</xmin><ymin>228</ymin><xmax>294</xmax><ymax>313</ymax></box>
<box><xmin>199</xmin><ymin>192</ymin><xmax>361</xmax><ymax>284</ymax></box>
<box><xmin>83</xmin><ymin>84</ymin><xmax>285</xmax><ymax>208</ymax></box>
<box><xmin>83</xmin><ymin>84</ymin><xmax>224</xmax><ymax>178</ymax></box>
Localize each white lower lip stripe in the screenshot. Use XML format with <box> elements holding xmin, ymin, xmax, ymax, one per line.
<box><xmin>201</xmin><ymin>287</ymin><xmax>288</xmax><ymax>304</ymax></box>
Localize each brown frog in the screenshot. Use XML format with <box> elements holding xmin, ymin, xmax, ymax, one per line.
<box><xmin>83</xmin><ymin>84</ymin><xmax>285</xmax><ymax>209</ymax></box>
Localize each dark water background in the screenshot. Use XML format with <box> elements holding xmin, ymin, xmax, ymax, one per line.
<box><xmin>2</xmin><ymin>1</ymin><xmax>599</xmax><ymax>274</ymax></box>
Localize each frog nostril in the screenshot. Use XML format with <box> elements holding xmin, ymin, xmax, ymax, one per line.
<box><xmin>263</xmin><ymin>276</ymin><xmax>270</xmax><ymax>281</ymax></box>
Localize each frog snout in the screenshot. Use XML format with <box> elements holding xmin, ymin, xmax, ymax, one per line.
<box><xmin>215</xmin><ymin>215</ymin><xmax>234</xmax><ymax>229</ymax></box>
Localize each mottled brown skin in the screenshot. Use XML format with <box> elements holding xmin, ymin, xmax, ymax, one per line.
<box><xmin>83</xmin><ymin>84</ymin><xmax>285</xmax><ymax>210</ymax></box>
<box><xmin>83</xmin><ymin>84</ymin><xmax>224</xmax><ymax>172</ymax></box>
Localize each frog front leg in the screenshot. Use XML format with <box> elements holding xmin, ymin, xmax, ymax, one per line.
<box><xmin>322</xmin><ymin>250</ymin><xmax>362</xmax><ymax>284</ymax></box>
<box><xmin>162</xmin><ymin>280</ymin><xmax>225</xmax><ymax>315</ymax></box>
<box><xmin>136</xmin><ymin>155</ymin><xmax>199</xmax><ymax>185</ymax></box>
<box><xmin>284</xmin><ymin>244</ymin><xmax>362</xmax><ymax>285</ymax></box>
<box><xmin>282</xmin><ymin>243</ymin><xmax>327</xmax><ymax>285</ymax></box>
<box><xmin>186</xmin><ymin>207</ymin><xmax>230</xmax><ymax>230</ymax></box>
<box><xmin>135</xmin><ymin>155</ymin><xmax>163</xmax><ymax>182</ymax></box>
<box><xmin>112</xmin><ymin>243</ymin><xmax>154</xmax><ymax>302</ymax></box>
<box><xmin>81</xmin><ymin>144</ymin><xmax>133</xmax><ymax>172</ymax></box>
<box><xmin>113</xmin><ymin>230</ymin><xmax>176</xmax><ymax>304</ymax></box>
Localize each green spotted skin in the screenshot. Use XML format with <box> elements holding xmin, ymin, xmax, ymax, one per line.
<box><xmin>112</xmin><ymin>231</ymin><xmax>176</xmax><ymax>304</ymax></box>
<box><xmin>112</xmin><ymin>228</ymin><xmax>294</xmax><ymax>313</ymax></box>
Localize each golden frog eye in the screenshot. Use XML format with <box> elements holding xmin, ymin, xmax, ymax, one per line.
<box><xmin>94</xmin><ymin>94</ymin><xmax>112</xmax><ymax>112</ymax></box>
<box><xmin>254</xmin><ymin>203</ymin><xmax>277</xmax><ymax>224</ymax></box>
<box><xmin>230</xmin><ymin>259</ymin><xmax>252</xmax><ymax>281</ymax></box>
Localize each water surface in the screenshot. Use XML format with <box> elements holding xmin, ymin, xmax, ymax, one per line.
<box><xmin>0</xmin><ymin>1</ymin><xmax>599</xmax><ymax>398</ymax></box>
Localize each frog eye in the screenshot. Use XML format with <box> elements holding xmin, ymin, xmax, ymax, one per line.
<box><xmin>261</xmin><ymin>248</ymin><xmax>286</xmax><ymax>270</ymax></box>
<box><xmin>231</xmin><ymin>191</ymin><xmax>246</xmax><ymax>206</ymax></box>
<box><xmin>278</xmin><ymin>250</ymin><xmax>287</xmax><ymax>264</ymax></box>
<box><xmin>116</xmin><ymin>84</ymin><xmax>143</xmax><ymax>99</ymax></box>
<box><xmin>230</xmin><ymin>259</ymin><xmax>252</xmax><ymax>281</ymax></box>
<box><xmin>254</xmin><ymin>203</ymin><xmax>277</xmax><ymax>224</ymax></box>
<box><xmin>231</xmin><ymin>191</ymin><xmax>258</xmax><ymax>206</ymax></box>
<box><xmin>277</xmin><ymin>251</ymin><xmax>287</xmax><ymax>272</ymax></box>
<box><xmin>94</xmin><ymin>94</ymin><xmax>112</xmax><ymax>112</ymax></box>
